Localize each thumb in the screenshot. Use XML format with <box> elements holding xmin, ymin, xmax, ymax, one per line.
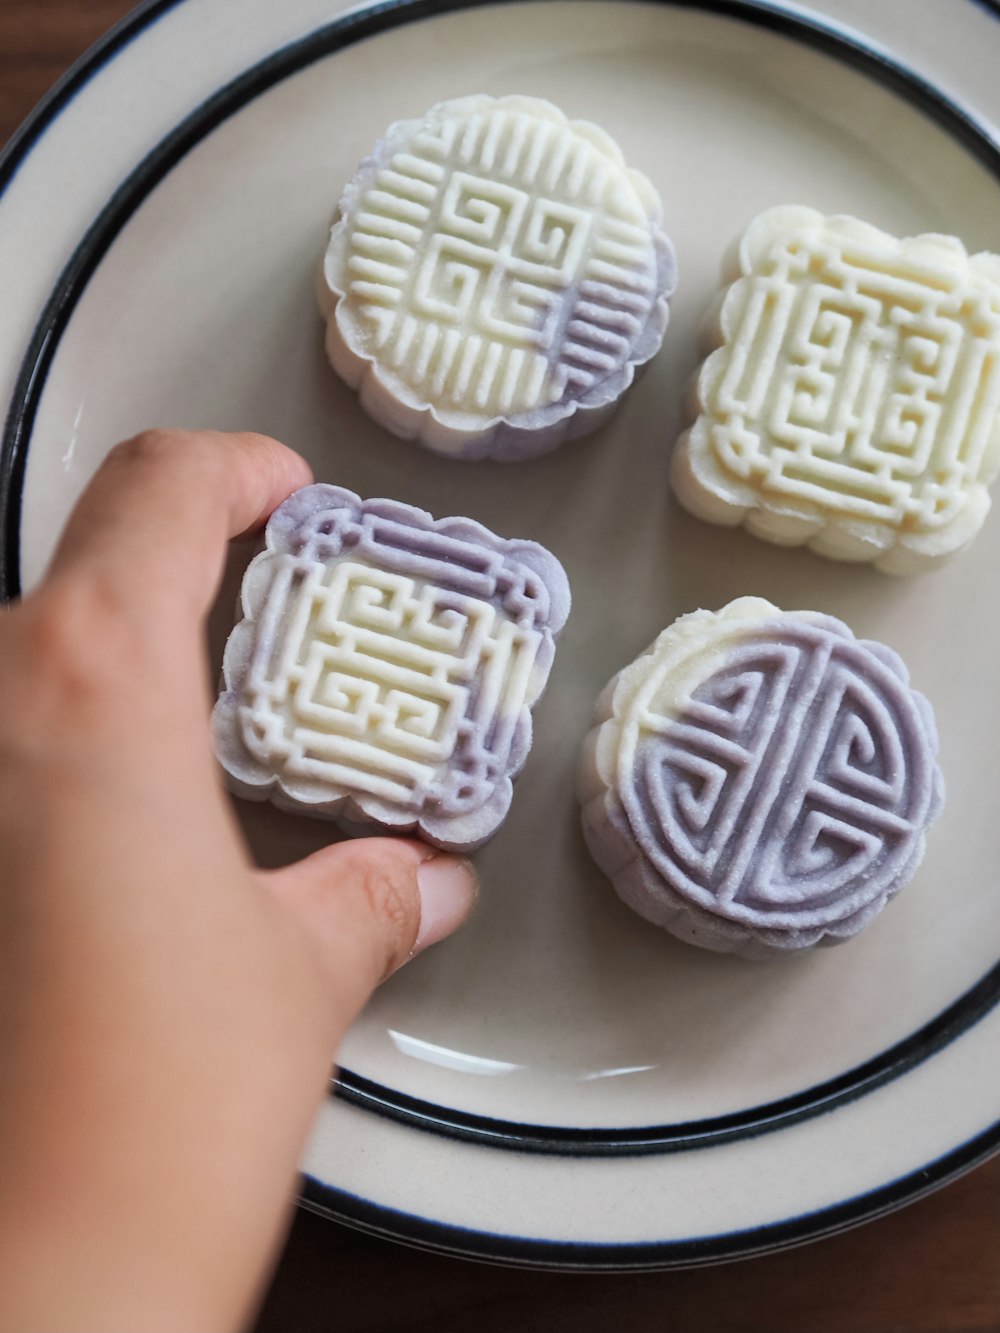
<box><xmin>260</xmin><ymin>838</ymin><xmax>477</xmax><ymax>1019</ymax></box>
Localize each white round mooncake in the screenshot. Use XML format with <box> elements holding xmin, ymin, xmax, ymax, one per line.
<box><xmin>320</xmin><ymin>95</ymin><xmax>677</xmax><ymax>461</ymax></box>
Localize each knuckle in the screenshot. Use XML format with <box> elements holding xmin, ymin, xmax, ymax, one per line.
<box><xmin>346</xmin><ymin>845</ymin><xmax>420</xmax><ymax>970</ymax></box>
<box><xmin>111</xmin><ymin>429</ymin><xmax>283</xmax><ymax>495</ymax></box>
<box><xmin>25</xmin><ymin>593</ymin><xmax>109</xmax><ymax>712</ymax></box>
<box><xmin>17</xmin><ymin>578</ymin><xmax>141</xmax><ymax>725</ymax></box>
<box><xmin>109</xmin><ymin>428</ymin><xmax>179</xmax><ymax>468</ymax></box>
<box><xmin>224</xmin><ymin>431</ymin><xmax>286</xmax><ymax>460</ymax></box>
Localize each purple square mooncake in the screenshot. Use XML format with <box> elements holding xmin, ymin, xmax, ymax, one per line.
<box><xmin>213</xmin><ymin>484</ymin><xmax>570</xmax><ymax>851</ymax></box>
<box><xmin>319</xmin><ymin>94</ymin><xmax>677</xmax><ymax>460</ymax></box>
<box><xmin>579</xmin><ymin>598</ymin><xmax>944</xmax><ymax>958</ymax></box>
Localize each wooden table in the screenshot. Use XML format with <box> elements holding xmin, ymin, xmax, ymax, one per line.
<box><xmin>3</xmin><ymin>3</ymin><xmax>999</xmax><ymax>1328</ymax></box>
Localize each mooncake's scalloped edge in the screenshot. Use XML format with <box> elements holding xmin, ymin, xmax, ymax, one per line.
<box><xmin>212</xmin><ymin>483</ymin><xmax>570</xmax><ymax>852</ymax></box>
<box><xmin>320</xmin><ymin>94</ymin><xmax>677</xmax><ymax>461</ymax></box>
<box><xmin>577</xmin><ymin>600</ymin><xmax>944</xmax><ymax>959</ymax></box>
<box><xmin>671</xmin><ymin>205</ymin><xmax>1000</xmax><ymax>574</ymax></box>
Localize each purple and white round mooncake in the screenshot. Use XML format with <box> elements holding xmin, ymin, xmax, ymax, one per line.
<box><xmin>319</xmin><ymin>95</ymin><xmax>677</xmax><ymax>461</ymax></box>
<box><xmin>579</xmin><ymin>598</ymin><xmax>944</xmax><ymax>959</ymax></box>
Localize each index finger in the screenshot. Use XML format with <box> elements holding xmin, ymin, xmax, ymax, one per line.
<box><xmin>46</xmin><ymin>430</ymin><xmax>313</xmax><ymax>620</ymax></box>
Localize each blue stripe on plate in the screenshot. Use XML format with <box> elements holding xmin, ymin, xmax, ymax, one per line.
<box><xmin>300</xmin><ymin>1117</ymin><xmax>1000</xmax><ymax>1267</ymax></box>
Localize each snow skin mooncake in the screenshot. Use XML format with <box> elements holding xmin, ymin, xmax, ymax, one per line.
<box><xmin>214</xmin><ymin>484</ymin><xmax>570</xmax><ymax>851</ymax></box>
<box><xmin>320</xmin><ymin>95</ymin><xmax>677</xmax><ymax>460</ymax></box>
<box><xmin>672</xmin><ymin>206</ymin><xmax>1000</xmax><ymax>573</ymax></box>
<box><xmin>579</xmin><ymin>598</ymin><xmax>943</xmax><ymax>958</ymax></box>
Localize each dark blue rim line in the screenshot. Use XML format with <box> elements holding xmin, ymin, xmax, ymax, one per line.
<box><xmin>0</xmin><ymin>0</ymin><xmax>996</xmax><ymax>208</ymax></box>
<box><xmin>2</xmin><ymin>0</ymin><xmax>1000</xmax><ymax>1262</ymax></box>
<box><xmin>301</xmin><ymin>1117</ymin><xmax>1000</xmax><ymax>1269</ymax></box>
<box><xmin>0</xmin><ymin>0</ymin><xmax>183</xmax><ymax>200</ymax></box>
<box><xmin>332</xmin><ymin>954</ymin><xmax>1000</xmax><ymax>1155</ymax></box>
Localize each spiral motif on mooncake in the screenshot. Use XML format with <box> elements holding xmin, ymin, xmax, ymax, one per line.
<box><xmin>579</xmin><ymin>599</ymin><xmax>943</xmax><ymax>957</ymax></box>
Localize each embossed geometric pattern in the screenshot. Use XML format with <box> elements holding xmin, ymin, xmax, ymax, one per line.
<box><xmin>213</xmin><ymin>485</ymin><xmax>569</xmax><ymax>850</ymax></box>
<box><xmin>673</xmin><ymin>207</ymin><xmax>1000</xmax><ymax>572</ymax></box>
<box><xmin>580</xmin><ymin>600</ymin><xmax>943</xmax><ymax>956</ymax></box>
<box><xmin>322</xmin><ymin>95</ymin><xmax>675</xmax><ymax>457</ymax></box>
<box><xmin>340</xmin><ymin>102</ymin><xmax>657</xmax><ymax>411</ymax></box>
<box><xmin>244</xmin><ymin>559</ymin><xmax>541</xmax><ymax>813</ymax></box>
<box><xmin>625</xmin><ymin>624</ymin><xmax>934</xmax><ymax>925</ymax></box>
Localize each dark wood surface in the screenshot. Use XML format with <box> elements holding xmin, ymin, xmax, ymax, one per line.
<box><xmin>3</xmin><ymin>2</ymin><xmax>999</xmax><ymax>1329</ymax></box>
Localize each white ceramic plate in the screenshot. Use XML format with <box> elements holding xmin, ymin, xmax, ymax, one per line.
<box><xmin>3</xmin><ymin>0</ymin><xmax>1000</xmax><ymax>1269</ymax></box>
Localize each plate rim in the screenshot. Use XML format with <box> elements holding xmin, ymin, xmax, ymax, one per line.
<box><xmin>3</xmin><ymin>0</ymin><xmax>1000</xmax><ymax>1267</ymax></box>
<box><xmin>299</xmin><ymin>1115</ymin><xmax>1000</xmax><ymax>1268</ymax></box>
<box><xmin>0</xmin><ymin>0</ymin><xmax>181</xmax><ymax>202</ymax></box>
<box><xmin>332</xmin><ymin>949</ymin><xmax>1000</xmax><ymax>1152</ymax></box>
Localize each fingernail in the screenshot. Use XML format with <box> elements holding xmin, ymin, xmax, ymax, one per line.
<box><xmin>415</xmin><ymin>854</ymin><xmax>478</xmax><ymax>951</ymax></box>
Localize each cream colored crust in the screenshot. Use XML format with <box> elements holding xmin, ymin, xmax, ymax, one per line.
<box><xmin>321</xmin><ymin>94</ymin><xmax>674</xmax><ymax>457</ymax></box>
<box><xmin>671</xmin><ymin>205</ymin><xmax>1000</xmax><ymax>574</ymax></box>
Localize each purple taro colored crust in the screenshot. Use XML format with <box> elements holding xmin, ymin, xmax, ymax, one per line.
<box><xmin>579</xmin><ymin>602</ymin><xmax>944</xmax><ymax>958</ymax></box>
<box><xmin>213</xmin><ymin>484</ymin><xmax>570</xmax><ymax>851</ymax></box>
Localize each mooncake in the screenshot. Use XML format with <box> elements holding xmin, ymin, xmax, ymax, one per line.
<box><xmin>579</xmin><ymin>598</ymin><xmax>943</xmax><ymax>958</ymax></box>
<box><xmin>213</xmin><ymin>484</ymin><xmax>570</xmax><ymax>851</ymax></box>
<box><xmin>320</xmin><ymin>94</ymin><xmax>677</xmax><ymax>460</ymax></box>
<box><xmin>672</xmin><ymin>206</ymin><xmax>1000</xmax><ymax>573</ymax></box>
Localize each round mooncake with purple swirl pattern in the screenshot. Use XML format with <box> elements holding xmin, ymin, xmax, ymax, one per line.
<box><xmin>579</xmin><ymin>598</ymin><xmax>944</xmax><ymax>959</ymax></box>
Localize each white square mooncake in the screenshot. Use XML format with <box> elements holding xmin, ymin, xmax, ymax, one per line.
<box><xmin>672</xmin><ymin>206</ymin><xmax>1000</xmax><ymax>573</ymax></box>
<box><xmin>213</xmin><ymin>485</ymin><xmax>570</xmax><ymax>851</ymax></box>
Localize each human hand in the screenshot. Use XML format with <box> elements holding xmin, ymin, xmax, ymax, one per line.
<box><xmin>0</xmin><ymin>431</ymin><xmax>477</xmax><ymax>1333</ymax></box>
